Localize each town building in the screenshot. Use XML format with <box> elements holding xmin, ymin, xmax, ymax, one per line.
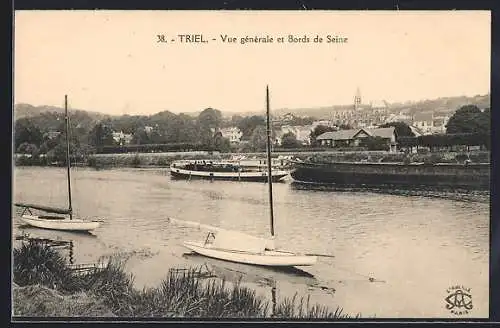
<box><xmin>409</xmin><ymin>112</ymin><xmax>449</xmax><ymax>135</ymax></box>
<box><xmin>311</xmin><ymin>120</ymin><xmax>335</xmax><ymax>130</ymax></box>
<box><xmin>412</xmin><ymin>112</ymin><xmax>434</xmax><ymax>134</ymax></box>
<box><xmin>316</xmin><ymin>127</ymin><xmax>397</xmax><ymax>152</ymax></box>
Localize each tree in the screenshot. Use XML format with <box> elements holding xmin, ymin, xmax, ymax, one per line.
<box><xmin>476</xmin><ymin>108</ymin><xmax>490</xmax><ymax>136</ymax></box>
<box><xmin>310</xmin><ymin>125</ymin><xmax>337</xmax><ymax>145</ymax></box>
<box><xmin>281</xmin><ymin>132</ymin><xmax>301</xmax><ymax>148</ymax></box>
<box><xmin>167</xmin><ymin>114</ymin><xmax>199</xmax><ymax>143</ymax></box>
<box><xmin>17</xmin><ymin>142</ymin><xmax>39</xmax><ymax>156</ymax></box>
<box><xmin>237</xmin><ymin>116</ymin><xmax>266</xmax><ymax>140</ymax></box>
<box><xmin>46</xmin><ymin>143</ymin><xmax>67</xmax><ymax>164</ymax></box>
<box><xmin>131</xmin><ymin>127</ymin><xmax>150</xmax><ymax>145</ymax></box>
<box><xmin>249</xmin><ymin>125</ymin><xmax>267</xmax><ymax>151</ymax></box>
<box><xmin>14</xmin><ymin>119</ymin><xmax>44</xmax><ymax>149</ymax></box>
<box><xmin>198</xmin><ymin>108</ymin><xmax>222</xmax><ymax>130</ymax></box>
<box><xmin>89</xmin><ymin>123</ymin><xmax>115</xmax><ymax>150</ymax></box>
<box><xmin>287</xmin><ymin>116</ymin><xmax>316</xmax><ymax>126</ymax></box>
<box><xmin>446</xmin><ymin>105</ymin><xmax>488</xmax><ymax>134</ymax></box>
<box><xmin>379</xmin><ymin>122</ymin><xmax>415</xmax><ymax>138</ymax></box>
<box><xmin>214</xmin><ymin>135</ymin><xmax>231</xmax><ymax>152</ymax></box>
<box><xmin>230</xmin><ymin>114</ymin><xmax>244</xmax><ymax>127</ymax></box>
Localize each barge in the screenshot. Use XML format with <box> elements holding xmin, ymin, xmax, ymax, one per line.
<box><xmin>290</xmin><ymin>160</ymin><xmax>490</xmax><ymax>189</ymax></box>
<box><xmin>170</xmin><ymin>159</ymin><xmax>290</xmax><ymax>182</ymax></box>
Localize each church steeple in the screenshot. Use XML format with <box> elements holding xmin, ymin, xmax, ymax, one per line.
<box><xmin>354</xmin><ymin>87</ymin><xmax>362</xmax><ymax>111</ymax></box>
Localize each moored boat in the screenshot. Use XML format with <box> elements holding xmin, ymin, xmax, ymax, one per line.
<box><xmin>170</xmin><ymin>159</ymin><xmax>289</xmax><ymax>182</ymax></box>
<box><xmin>14</xmin><ymin>95</ymin><xmax>103</xmax><ymax>232</ymax></box>
<box><xmin>290</xmin><ymin>159</ymin><xmax>490</xmax><ymax>189</ymax></box>
<box><xmin>183</xmin><ymin>240</ymin><xmax>317</xmax><ymax>267</ymax></box>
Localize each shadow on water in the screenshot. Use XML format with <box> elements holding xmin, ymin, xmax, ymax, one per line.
<box><xmin>14</xmin><ymin>233</ymin><xmax>77</xmax><ymax>265</ymax></box>
<box><xmin>290</xmin><ymin>181</ymin><xmax>490</xmax><ymax>203</ymax></box>
<box><xmin>182</xmin><ymin>252</ymin><xmax>318</xmax><ymax>287</ymax></box>
<box><xmin>181</xmin><ymin>252</ymin><xmax>340</xmax><ymax>317</ymax></box>
<box><xmin>14</xmin><ymin>233</ymin><xmax>107</xmax><ymax>274</ymax></box>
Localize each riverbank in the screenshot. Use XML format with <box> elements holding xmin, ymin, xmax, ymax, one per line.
<box><xmin>12</xmin><ymin>240</ymin><xmax>355</xmax><ymax>319</ymax></box>
<box><xmin>13</xmin><ymin>150</ymin><xmax>490</xmax><ymax>168</ymax></box>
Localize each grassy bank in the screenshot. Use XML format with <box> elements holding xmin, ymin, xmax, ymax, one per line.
<box><xmin>309</xmin><ymin>150</ymin><xmax>490</xmax><ymax>164</ymax></box>
<box><xmin>13</xmin><ymin>240</ymin><xmax>355</xmax><ymax>319</ymax></box>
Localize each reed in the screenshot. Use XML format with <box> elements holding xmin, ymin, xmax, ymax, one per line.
<box><xmin>129</xmin><ymin>270</ymin><xmax>268</xmax><ymax>318</ymax></box>
<box><xmin>13</xmin><ymin>239</ymin><xmax>78</xmax><ymax>292</ymax></box>
<box><xmin>13</xmin><ymin>241</ymin><xmax>354</xmax><ymax>319</ymax></box>
<box><xmin>272</xmin><ymin>294</ymin><xmax>357</xmax><ymax>319</ymax></box>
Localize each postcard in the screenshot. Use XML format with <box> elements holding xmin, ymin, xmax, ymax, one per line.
<box><xmin>12</xmin><ymin>10</ymin><xmax>490</xmax><ymax>320</ymax></box>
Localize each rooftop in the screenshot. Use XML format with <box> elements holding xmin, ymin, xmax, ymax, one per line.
<box><xmin>317</xmin><ymin>127</ymin><xmax>395</xmax><ymax>140</ymax></box>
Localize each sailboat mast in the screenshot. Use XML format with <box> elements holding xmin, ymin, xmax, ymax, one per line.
<box><xmin>64</xmin><ymin>95</ymin><xmax>73</xmax><ymax>220</ymax></box>
<box><xmin>265</xmin><ymin>86</ymin><xmax>275</xmax><ymax>237</ymax></box>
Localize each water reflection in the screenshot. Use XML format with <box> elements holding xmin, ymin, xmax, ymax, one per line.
<box><xmin>290</xmin><ymin>181</ymin><xmax>490</xmax><ymax>203</ymax></box>
<box><xmin>15</xmin><ymin>232</ymin><xmax>76</xmax><ymax>264</ymax></box>
<box><xmin>182</xmin><ymin>252</ymin><xmax>317</xmax><ymax>286</ymax></box>
<box><xmin>181</xmin><ymin>252</ymin><xmax>340</xmax><ymax>317</ymax></box>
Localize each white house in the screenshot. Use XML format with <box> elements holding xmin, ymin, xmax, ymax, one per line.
<box><xmin>220</xmin><ymin>127</ymin><xmax>243</xmax><ymax>144</ymax></box>
<box><xmin>412</xmin><ymin>112</ymin><xmax>435</xmax><ymax>134</ymax></box>
<box><xmin>432</xmin><ymin>115</ymin><xmax>450</xmax><ymax>134</ymax></box>
<box><xmin>112</xmin><ymin>131</ymin><xmax>134</xmax><ymax>145</ymax></box>
<box><xmin>280</xmin><ymin>125</ymin><xmax>314</xmax><ymax>145</ymax></box>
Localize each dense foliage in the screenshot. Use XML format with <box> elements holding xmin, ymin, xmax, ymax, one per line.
<box><xmin>14</xmin><ymin>108</ymin><xmax>235</xmax><ymax>162</ymax></box>
<box><xmin>446</xmin><ymin>105</ymin><xmax>490</xmax><ymax>135</ymax></box>
<box><xmin>398</xmin><ymin>133</ymin><xmax>489</xmax><ymax>150</ymax></box>
<box><xmin>281</xmin><ymin>132</ymin><xmax>301</xmax><ymax>149</ymax></box>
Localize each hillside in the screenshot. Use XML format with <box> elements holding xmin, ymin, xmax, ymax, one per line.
<box><xmin>14</xmin><ymin>94</ymin><xmax>490</xmax><ymax>122</ymax></box>
<box><xmin>14</xmin><ymin>103</ymin><xmax>111</xmax><ymax>121</ymax></box>
<box><xmin>272</xmin><ymin>94</ymin><xmax>490</xmax><ymax>119</ymax></box>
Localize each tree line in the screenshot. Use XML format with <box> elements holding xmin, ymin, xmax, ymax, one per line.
<box><xmin>397</xmin><ymin>105</ymin><xmax>490</xmax><ymax>150</ymax></box>
<box><xmin>14</xmin><ymin>103</ymin><xmax>490</xmax><ymax>164</ymax></box>
<box><xmin>14</xmin><ymin>107</ymin><xmax>314</xmax><ymax>162</ymax></box>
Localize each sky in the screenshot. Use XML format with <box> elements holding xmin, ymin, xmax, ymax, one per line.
<box><xmin>14</xmin><ymin>10</ymin><xmax>491</xmax><ymax>115</ymax></box>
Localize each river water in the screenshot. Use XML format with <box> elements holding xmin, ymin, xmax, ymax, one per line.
<box><xmin>12</xmin><ymin>166</ymin><xmax>489</xmax><ymax>319</ymax></box>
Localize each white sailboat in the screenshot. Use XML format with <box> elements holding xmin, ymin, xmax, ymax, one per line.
<box><xmin>15</xmin><ymin>95</ymin><xmax>102</xmax><ymax>232</ymax></box>
<box><xmin>168</xmin><ymin>86</ymin><xmax>317</xmax><ymax>267</ymax></box>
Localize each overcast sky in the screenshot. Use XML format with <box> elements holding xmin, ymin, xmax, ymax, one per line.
<box><xmin>14</xmin><ymin>10</ymin><xmax>490</xmax><ymax>115</ymax></box>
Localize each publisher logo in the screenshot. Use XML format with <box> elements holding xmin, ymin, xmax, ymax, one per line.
<box><xmin>445</xmin><ymin>285</ymin><xmax>473</xmax><ymax>315</ymax></box>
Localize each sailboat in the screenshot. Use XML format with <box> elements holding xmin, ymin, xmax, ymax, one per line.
<box><xmin>15</xmin><ymin>95</ymin><xmax>102</xmax><ymax>232</ymax></box>
<box><xmin>168</xmin><ymin>86</ymin><xmax>317</xmax><ymax>267</ymax></box>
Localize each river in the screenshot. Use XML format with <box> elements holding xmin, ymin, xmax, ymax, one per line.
<box><xmin>12</xmin><ymin>166</ymin><xmax>489</xmax><ymax>318</ymax></box>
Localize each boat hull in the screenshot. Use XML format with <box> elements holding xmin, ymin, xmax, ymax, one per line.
<box><xmin>290</xmin><ymin>161</ymin><xmax>490</xmax><ymax>189</ymax></box>
<box><xmin>19</xmin><ymin>215</ymin><xmax>101</xmax><ymax>231</ymax></box>
<box><xmin>170</xmin><ymin>166</ymin><xmax>289</xmax><ymax>182</ymax></box>
<box><xmin>183</xmin><ymin>241</ymin><xmax>317</xmax><ymax>267</ymax></box>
